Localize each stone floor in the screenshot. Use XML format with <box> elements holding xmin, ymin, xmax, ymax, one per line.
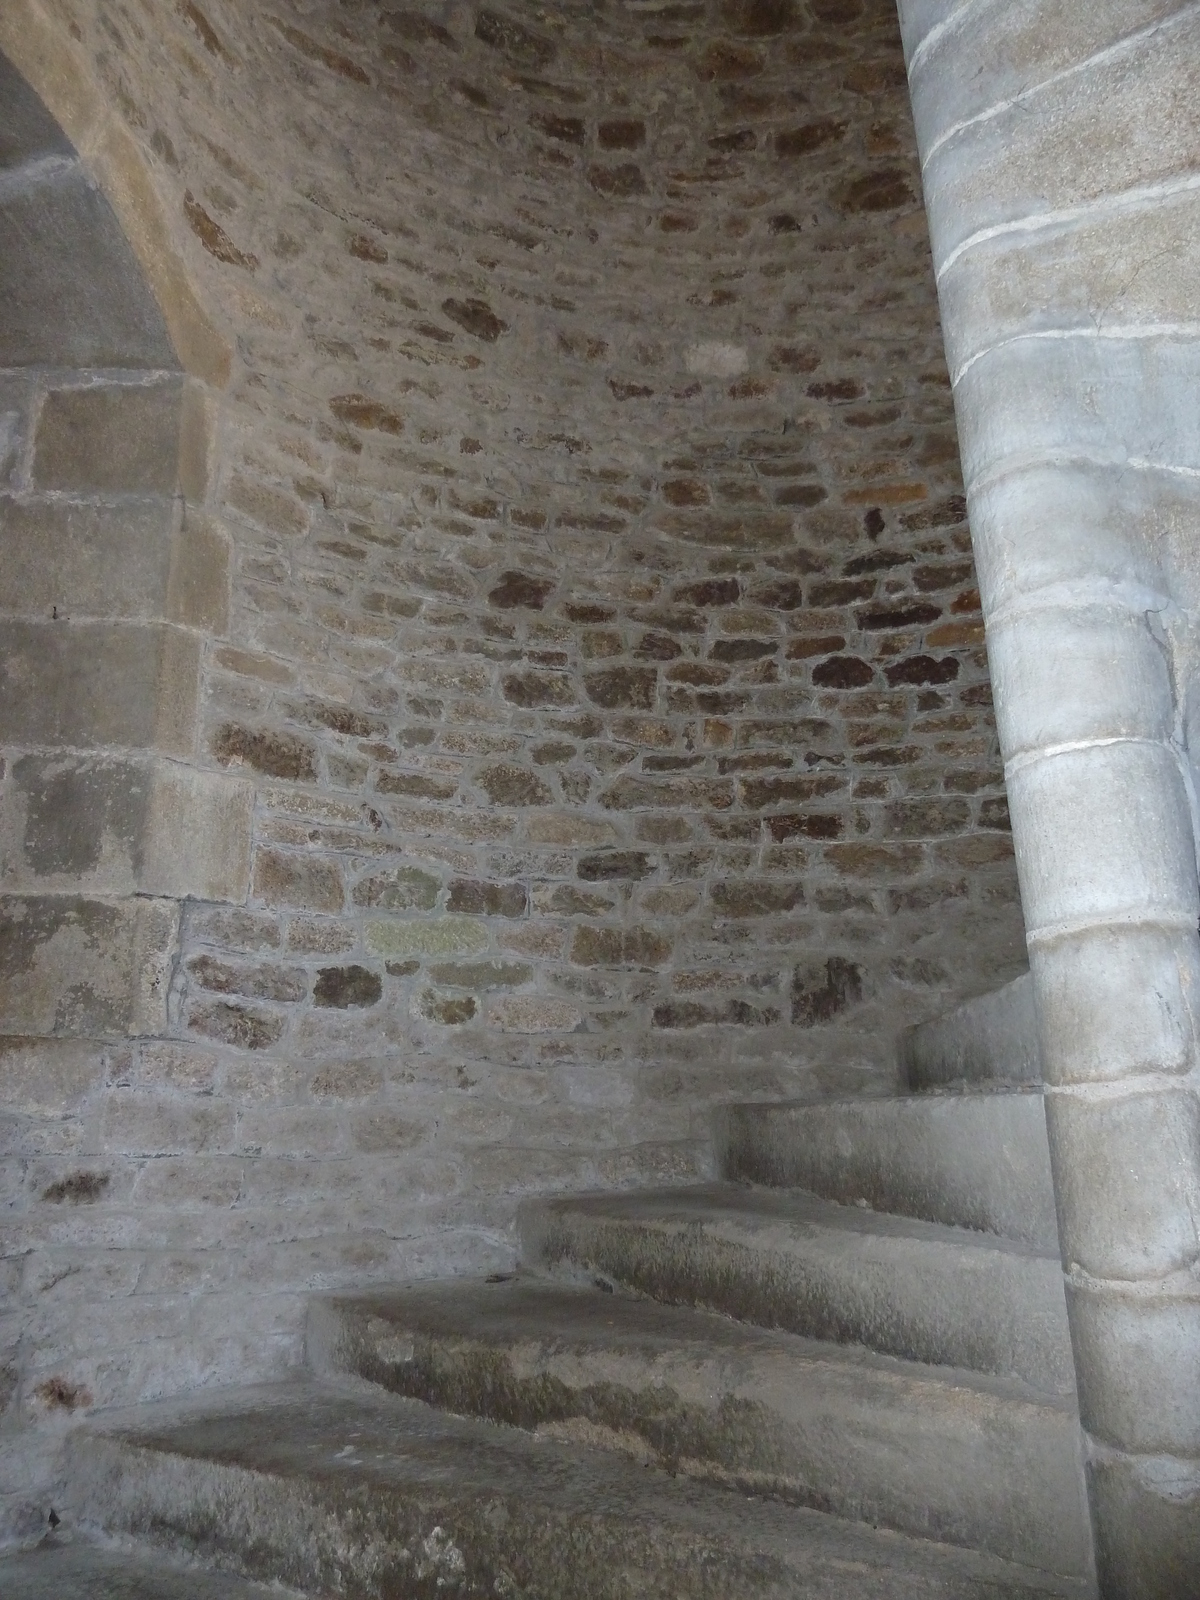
<box><xmin>0</xmin><ymin>1536</ymin><xmax>303</xmax><ymax>1598</ymax></box>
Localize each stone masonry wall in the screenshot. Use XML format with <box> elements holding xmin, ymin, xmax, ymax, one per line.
<box><xmin>2</xmin><ymin>0</ymin><xmax>1026</xmax><ymax>1497</ymax></box>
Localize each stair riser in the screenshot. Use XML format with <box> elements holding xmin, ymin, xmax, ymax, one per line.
<box><xmin>63</xmin><ymin>1431</ymin><xmax>1042</xmax><ymax>1600</ymax></box>
<box><xmin>521</xmin><ymin>1207</ymin><xmax>1076</xmax><ymax>1395</ymax></box>
<box><xmin>901</xmin><ymin>974</ymin><xmax>1040</xmax><ymax>1092</ymax></box>
<box><xmin>721</xmin><ymin>1094</ymin><xmax>1059</xmax><ymax>1251</ymax></box>
<box><xmin>311</xmin><ymin>1299</ymin><xmax>1092</xmax><ymax>1577</ymax></box>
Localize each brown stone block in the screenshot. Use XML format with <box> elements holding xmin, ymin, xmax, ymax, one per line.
<box><xmin>584</xmin><ymin>667</ymin><xmax>658</xmax><ymax>709</ymax></box>
<box><xmin>188</xmin><ymin>956</ymin><xmax>306</xmax><ymax>1003</ymax></box>
<box><xmin>602</xmin><ymin>775</ymin><xmax>734</xmax><ymax>811</ymax></box>
<box><xmin>314</xmin><ymin>965</ymin><xmax>383</xmax><ymax>1009</ymax></box>
<box><xmin>32</xmin><ymin>379</ymin><xmax>183</xmax><ymax>494</ymax></box>
<box><xmin>446</xmin><ymin>880</ymin><xmax>527</xmax><ymax>916</ymax></box>
<box><xmin>212</xmin><ymin>725</ymin><xmax>317</xmax><ymax>782</ymax></box>
<box><xmin>827</xmin><ymin>842</ymin><xmax>924</xmax><ymax>878</ymax></box>
<box><xmin>478</xmin><ymin>765</ymin><xmax>552</xmax><ymax>806</ymax></box>
<box><xmin>187</xmin><ymin>999</ymin><xmax>286</xmax><ymax>1051</ymax></box>
<box><xmin>253</xmin><ymin>850</ymin><xmax>344</xmax><ymax>914</ymax></box>
<box><xmin>712</xmin><ymin>880</ymin><xmax>804</xmax><ymax>916</ymax></box>
<box><xmin>353</xmin><ymin>867</ymin><xmax>440</xmax><ymax>912</ymax></box>
<box><xmin>571</xmin><ymin>925</ymin><xmax>672</xmax><ymax>967</ymax></box>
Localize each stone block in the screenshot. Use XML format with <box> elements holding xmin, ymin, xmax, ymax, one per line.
<box><xmin>1068</xmin><ymin>1280</ymin><xmax>1200</xmax><ymax>1455</ymax></box>
<box><xmin>0</xmin><ymin>620</ymin><xmax>200</xmax><ymax>755</ymax></box>
<box><xmin>0</xmin><ymin>495</ymin><xmax>175</xmax><ymax>619</ymax></box>
<box><xmin>142</xmin><ymin>762</ymin><xmax>254</xmax><ymax>903</ymax></box>
<box><xmin>32</xmin><ymin>378</ymin><xmax>183</xmax><ymax>493</ymax></box>
<box><xmin>966</xmin><ymin>463</ymin><xmax>1169</xmax><ymax>618</ymax></box>
<box><xmin>922</xmin><ymin>12</ymin><xmax>1200</xmax><ymax>272</ymax></box>
<box><xmin>491</xmin><ymin>994</ymin><xmax>583</xmax><ymax>1032</ymax></box>
<box><xmin>364</xmin><ymin>917</ymin><xmax>489</xmax><ymax>957</ymax></box>
<box><xmin>0</xmin><ymin>164</ymin><xmax>177</xmax><ymax>368</ymax></box>
<box><xmin>0</xmin><ymin>1036</ymin><xmax>102</xmax><ymax>1115</ymax></box>
<box><xmin>188</xmin><ymin>999</ymin><xmax>287</xmax><ymax>1050</ymax></box>
<box><xmin>907</xmin><ymin>0</ymin><xmax>1182</xmax><ymax>162</ymax></box>
<box><xmin>253</xmin><ymin>850</ymin><xmax>344</xmax><ymax>914</ymax></box>
<box><xmin>1005</xmin><ymin>741</ymin><xmax>1199</xmax><ymax>941</ymax></box>
<box><xmin>99</xmin><ymin>1091</ymin><xmax>234</xmax><ymax>1156</ymax></box>
<box><xmin>940</xmin><ymin>183</ymin><xmax>1200</xmax><ymax>380</ymax></box>
<box><xmin>0</xmin><ymin>894</ymin><xmax>178</xmax><ymax>1037</ymax></box>
<box><xmin>177</xmin><ymin>379</ymin><xmax>214</xmax><ymax>503</ymax></box>
<box><xmin>1087</xmin><ymin>1449</ymin><xmax>1200</xmax><ymax>1600</ymax></box>
<box><xmin>446</xmin><ymin>879</ymin><xmax>527</xmax><ymax>916</ymax></box>
<box><xmin>954</xmin><ymin>325</ymin><xmax>1200</xmax><ymax>497</ymax></box>
<box><xmin>427</xmin><ymin>961</ymin><xmax>532</xmax><ymax>989</ymax></box>
<box><xmin>353</xmin><ymin>867</ymin><xmax>441</xmax><ymax>911</ymax></box>
<box><xmin>1045</xmin><ymin>1086</ymin><xmax>1200</xmax><ymax>1280</ymax></box>
<box><xmin>0</xmin><ymin>752</ymin><xmax>147</xmax><ymax>894</ymax></box>
<box><xmin>0</xmin><ymin>754</ymin><xmax>252</xmax><ymax>902</ymax></box>
<box><xmin>987</xmin><ymin>603</ymin><xmax>1173</xmax><ymax>757</ymax></box>
<box><xmin>1031</xmin><ymin>924</ymin><xmax>1200</xmax><ymax>1085</ymax></box>
<box><xmin>167</xmin><ymin>508</ymin><xmax>229</xmax><ymax>632</ymax></box>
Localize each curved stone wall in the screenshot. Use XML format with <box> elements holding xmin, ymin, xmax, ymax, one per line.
<box><xmin>2</xmin><ymin>0</ymin><xmax>1024</xmax><ymax>1462</ymax></box>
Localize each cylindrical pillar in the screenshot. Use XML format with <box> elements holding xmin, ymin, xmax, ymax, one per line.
<box><xmin>899</xmin><ymin>5</ymin><xmax>1200</xmax><ymax>1595</ymax></box>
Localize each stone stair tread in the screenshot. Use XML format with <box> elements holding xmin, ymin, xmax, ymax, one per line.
<box><xmin>521</xmin><ymin>1183</ymin><xmax>1075</xmax><ymax>1395</ymax></box>
<box><xmin>310</xmin><ymin>1277</ymin><xmax>1092</xmax><ymax>1574</ymax></box>
<box><xmin>68</xmin><ymin>1377</ymin><xmax>1087</xmax><ymax>1599</ymax></box>
<box><xmin>0</xmin><ymin>1534</ymin><xmax>305</xmax><ymax>1599</ymax></box>
<box><xmin>318</xmin><ymin>1273</ymin><xmax>1070</xmax><ymax>1408</ymax></box>
<box><xmin>721</xmin><ymin>1090</ymin><xmax>1058</xmax><ymax>1251</ymax></box>
<box><xmin>527</xmin><ymin>1181</ymin><xmax>1062</xmax><ymax>1259</ymax></box>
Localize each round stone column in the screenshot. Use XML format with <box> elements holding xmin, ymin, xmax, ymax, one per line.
<box><xmin>899</xmin><ymin>4</ymin><xmax>1200</xmax><ymax>1595</ymax></box>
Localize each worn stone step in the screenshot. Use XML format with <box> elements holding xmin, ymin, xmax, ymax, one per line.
<box><xmin>721</xmin><ymin>1091</ymin><xmax>1058</xmax><ymax>1250</ymax></box>
<box><xmin>900</xmin><ymin>974</ymin><xmax>1040</xmax><ymax>1092</ymax></box>
<box><xmin>520</xmin><ymin>1183</ymin><xmax>1075</xmax><ymax>1396</ymax></box>
<box><xmin>65</xmin><ymin>1379</ymin><xmax>1087</xmax><ymax>1599</ymax></box>
<box><xmin>0</xmin><ymin>1534</ymin><xmax>305</xmax><ymax>1599</ymax></box>
<box><xmin>308</xmin><ymin>1277</ymin><xmax>1091</xmax><ymax>1577</ymax></box>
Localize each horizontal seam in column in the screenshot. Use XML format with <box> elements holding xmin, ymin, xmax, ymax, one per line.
<box><xmin>0</xmin><ymin>154</ymin><xmax>78</xmax><ymax>204</ymax></box>
<box><xmin>987</xmin><ymin>582</ymin><xmax>1173</xmax><ymax>631</ymax></box>
<box><xmin>919</xmin><ymin>4</ymin><xmax>1200</xmax><ymax>169</ymax></box>
<box><xmin>905</xmin><ymin>0</ymin><xmax>996</xmax><ymax>77</ymax></box>
<box><xmin>953</xmin><ymin>324</ymin><xmax>1200</xmax><ymax>387</ymax></box>
<box><xmin>1045</xmin><ymin>1074</ymin><xmax>1196</xmax><ymax>1102</ymax></box>
<box><xmin>967</xmin><ymin>451</ymin><xmax>1195</xmax><ymax>500</ymax></box>
<box><xmin>1005</xmin><ymin>735</ymin><xmax>1168</xmax><ymax>775</ymax></box>
<box><xmin>1026</xmin><ymin>912</ymin><xmax>1200</xmax><ymax>950</ymax></box>
<box><xmin>935</xmin><ymin>170</ymin><xmax>1200</xmax><ymax>282</ymax></box>
<box><xmin>1066</xmin><ymin>1266</ymin><xmax>1200</xmax><ymax>1296</ymax></box>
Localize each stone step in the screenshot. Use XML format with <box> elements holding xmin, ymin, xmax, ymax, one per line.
<box><xmin>520</xmin><ymin>1183</ymin><xmax>1075</xmax><ymax>1396</ymax></box>
<box><xmin>307</xmin><ymin>1277</ymin><xmax>1092</xmax><ymax>1577</ymax></box>
<box><xmin>721</xmin><ymin>1090</ymin><xmax>1058</xmax><ymax>1250</ymax></box>
<box><xmin>0</xmin><ymin>1534</ymin><xmax>304</xmax><ymax>1599</ymax></box>
<box><xmin>64</xmin><ymin>1379</ymin><xmax>1087</xmax><ymax>1599</ymax></box>
<box><xmin>900</xmin><ymin>974</ymin><xmax>1040</xmax><ymax>1092</ymax></box>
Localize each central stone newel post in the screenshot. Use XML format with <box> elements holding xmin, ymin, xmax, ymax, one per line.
<box><xmin>898</xmin><ymin>3</ymin><xmax>1200</xmax><ymax>1595</ymax></box>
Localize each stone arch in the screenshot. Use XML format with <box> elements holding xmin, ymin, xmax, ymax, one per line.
<box><xmin>0</xmin><ymin>0</ymin><xmax>229</xmax><ymax>385</ymax></box>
